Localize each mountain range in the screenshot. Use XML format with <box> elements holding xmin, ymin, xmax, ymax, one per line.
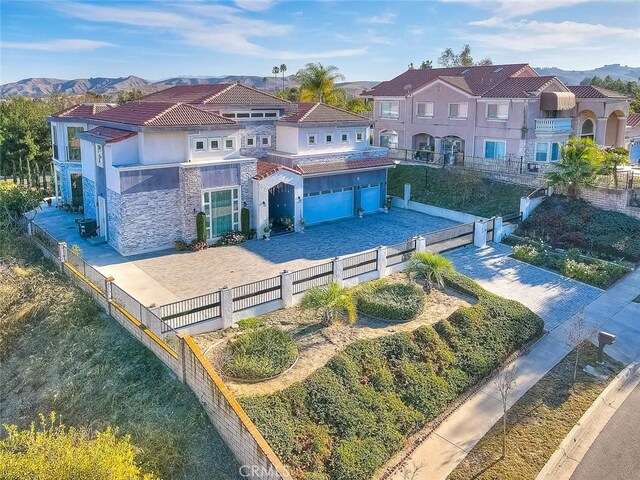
<box><xmin>2</xmin><ymin>64</ymin><xmax>638</xmax><ymax>98</ymax></box>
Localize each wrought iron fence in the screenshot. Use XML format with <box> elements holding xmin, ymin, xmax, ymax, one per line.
<box><xmin>111</xmin><ymin>283</ymin><xmax>143</xmax><ymax>320</ymax></box>
<box><xmin>292</xmin><ymin>262</ymin><xmax>334</xmax><ymax>294</ymax></box>
<box><xmin>31</xmin><ymin>223</ymin><xmax>59</xmax><ymax>258</ymax></box>
<box><xmin>232</xmin><ymin>276</ymin><xmax>282</xmax><ymax>312</ymax></box>
<box><xmin>387</xmin><ymin>239</ymin><xmax>417</xmax><ymax>266</ymax></box>
<box><xmin>343</xmin><ymin>250</ymin><xmax>378</xmax><ymax>279</ymax></box>
<box><xmin>388</xmin><ymin>148</ymin><xmax>446</xmax><ymax>167</ymax></box>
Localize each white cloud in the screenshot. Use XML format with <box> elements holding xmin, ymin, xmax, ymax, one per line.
<box><xmin>407</xmin><ymin>26</ymin><xmax>425</xmax><ymax>36</ymax></box>
<box><xmin>440</xmin><ymin>0</ymin><xmax>600</xmax><ymax>18</ymax></box>
<box><xmin>362</xmin><ymin>12</ymin><xmax>397</xmax><ymax>24</ymax></box>
<box><xmin>335</xmin><ymin>29</ymin><xmax>393</xmax><ymax>45</ymax></box>
<box><xmin>235</xmin><ymin>0</ymin><xmax>275</xmax><ymax>11</ymax></box>
<box><xmin>1</xmin><ymin>39</ymin><xmax>114</xmax><ymax>51</ymax></box>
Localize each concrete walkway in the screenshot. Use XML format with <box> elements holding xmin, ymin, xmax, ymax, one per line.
<box><xmin>390</xmin><ymin>245</ymin><xmax>640</xmax><ymax>480</ymax></box>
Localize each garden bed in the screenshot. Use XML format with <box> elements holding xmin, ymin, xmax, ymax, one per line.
<box><xmin>448</xmin><ymin>343</ymin><xmax>623</xmax><ymax>480</ymax></box>
<box><xmin>195</xmin><ymin>273</ymin><xmax>473</xmax><ymax>397</ymax></box>
<box><xmin>237</xmin><ymin>271</ymin><xmax>544</xmax><ymax>480</ymax></box>
<box><xmin>505</xmin><ymin>237</ymin><xmax>631</xmax><ymax>288</ymax></box>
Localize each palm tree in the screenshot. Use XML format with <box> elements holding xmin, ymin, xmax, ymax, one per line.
<box><xmin>295</xmin><ymin>62</ymin><xmax>345</xmax><ymax>103</ymax></box>
<box><xmin>406</xmin><ymin>252</ymin><xmax>454</xmax><ymax>293</ymax></box>
<box><xmin>545</xmin><ymin>138</ymin><xmax>604</xmax><ymax>196</ymax></box>
<box><xmin>262</xmin><ymin>76</ymin><xmax>268</xmax><ymax>92</ymax></box>
<box><xmin>279</xmin><ymin>64</ymin><xmax>287</xmax><ymax>93</ymax></box>
<box><xmin>272</xmin><ymin>66</ymin><xmax>280</xmax><ymax>92</ymax></box>
<box><xmin>300</xmin><ymin>281</ymin><xmax>356</xmax><ymax>327</ymax></box>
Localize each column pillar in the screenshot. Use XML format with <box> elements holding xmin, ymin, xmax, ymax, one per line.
<box><xmin>376</xmin><ymin>246</ymin><xmax>387</xmax><ymax>278</ymax></box>
<box><xmin>616</xmin><ymin>117</ymin><xmax>627</xmax><ymax>148</ymax></box>
<box><xmin>403</xmin><ymin>183</ymin><xmax>411</xmax><ymax>208</ymax></box>
<box><xmin>333</xmin><ymin>257</ymin><xmax>344</xmax><ymax>286</ymax></box>
<box><xmin>474</xmin><ymin>220</ymin><xmax>487</xmax><ymax>248</ymax></box>
<box><xmin>415</xmin><ymin>235</ymin><xmax>427</xmax><ymax>252</ymax></box>
<box><xmin>220</xmin><ymin>287</ymin><xmax>234</xmax><ymax>328</ymax></box>
<box><xmin>58</xmin><ymin>241</ymin><xmax>67</xmax><ymax>262</ymax></box>
<box><xmin>595</xmin><ymin>117</ymin><xmax>607</xmax><ymax>146</ymax></box>
<box><xmin>281</xmin><ymin>271</ymin><xmax>294</xmax><ymax>307</ymax></box>
<box><xmin>520</xmin><ymin>197</ymin><xmax>532</xmax><ymax>220</ymax></box>
<box><xmin>105</xmin><ymin>276</ymin><xmax>114</xmax><ymax>315</ymax></box>
<box><xmin>494</xmin><ymin>217</ymin><xmax>504</xmax><ymax>243</ymax></box>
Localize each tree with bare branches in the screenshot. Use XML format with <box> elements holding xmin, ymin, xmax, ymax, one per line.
<box><xmin>494</xmin><ymin>365</ymin><xmax>518</xmax><ymax>459</ymax></box>
<box><xmin>565</xmin><ymin>310</ymin><xmax>597</xmax><ymax>388</ymax></box>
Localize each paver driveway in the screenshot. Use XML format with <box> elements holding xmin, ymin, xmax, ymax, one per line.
<box><xmin>444</xmin><ymin>243</ymin><xmax>603</xmax><ymax>330</ymax></box>
<box><xmin>132</xmin><ymin>209</ymin><xmax>459</xmax><ymax>300</ymax></box>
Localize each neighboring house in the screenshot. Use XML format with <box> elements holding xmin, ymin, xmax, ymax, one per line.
<box><xmin>364</xmin><ymin>64</ymin><xmax>629</xmax><ymax>166</ymax></box>
<box><xmin>625</xmin><ymin>113</ymin><xmax>640</xmax><ymax>163</ymax></box>
<box><xmin>47</xmin><ymin>87</ymin><xmax>389</xmax><ymax>256</ymax></box>
<box><xmin>49</xmin><ymin>103</ymin><xmax>115</xmax><ymax>209</ymax></box>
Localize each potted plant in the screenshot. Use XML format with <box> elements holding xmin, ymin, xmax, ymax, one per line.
<box><xmin>299</xmin><ymin>217</ymin><xmax>306</xmax><ymax>233</ymax></box>
<box><xmin>357</xmin><ymin>206</ymin><xmax>365</xmax><ymax>218</ymax></box>
<box><xmin>384</xmin><ymin>196</ymin><xmax>392</xmax><ymax>213</ymax></box>
<box><xmin>263</xmin><ymin>224</ymin><xmax>271</xmax><ymax>240</ymax></box>
<box><xmin>46</xmin><ymin>198</ymin><xmax>52</xmax><ymax>206</ymax></box>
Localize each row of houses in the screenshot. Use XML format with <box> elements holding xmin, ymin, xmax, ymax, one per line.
<box><xmin>49</xmin><ymin>63</ymin><xmax>634</xmax><ymax>257</ymax></box>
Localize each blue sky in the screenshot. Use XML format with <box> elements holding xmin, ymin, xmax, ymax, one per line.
<box><xmin>1</xmin><ymin>0</ymin><xmax>639</xmax><ymax>83</ymax></box>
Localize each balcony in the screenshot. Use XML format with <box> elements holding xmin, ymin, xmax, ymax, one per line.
<box><xmin>535</xmin><ymin>118</ymin><xmax>572</xmax><ymax>133</ymax></box>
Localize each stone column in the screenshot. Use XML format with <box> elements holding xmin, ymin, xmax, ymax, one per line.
<box><xmin>595</xmin><ymin>118</ymin><xmax>607</xmax><ymax>146</ymax></box>
<box><xmin>333</xmin><ymin>257</ymin><xmax>344</xmax><ymax>286</ymax></box>
<box><xmin>220</xmin><ymin>287</ymin><xmax>234</xmax><ymax>328</ymax></box>
<box><xmin>376</xmin><ymin>246</ymin><xmax>387</xmax><ymax>278</ymax></box>
<box><xmin>473</xmin><ymin>220</ymin><xmax>487</xmax><ymax>248</ymax></box>
<box><xmin>281</xmin><ymin>271</ymin><xmax>294</xmax><ymax>307</ymax></box>
<box><xmin>616</xmin><ymin>117</ymin><xmax>627</xmax><ymax>148</ymax></box>
<box><xmin>415</xmin><ymin>236</ymin><xmax>427</xmax><ymax>252</ymax></box>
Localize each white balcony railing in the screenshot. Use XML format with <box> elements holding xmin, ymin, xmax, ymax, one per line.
<box><xmin>535</xmin><ymin>118</ymin><xmax>572</xmax><ymax>132</ymax></box>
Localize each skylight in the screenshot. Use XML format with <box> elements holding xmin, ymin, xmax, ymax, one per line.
<box><xmin>460</xmin><ymin>69</ymin><xmax>469</xmax><ymax>75</ymax></box>
<box><xmin>493</xmin><ymin>67</ymin><xmax>504</xmax><ymax>73</ymax></box>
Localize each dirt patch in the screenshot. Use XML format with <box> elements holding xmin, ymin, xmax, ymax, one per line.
<box><xmin>194</xmin><ymin>276</ymin><xmax>474</xmax><ymax>397</ymax></box>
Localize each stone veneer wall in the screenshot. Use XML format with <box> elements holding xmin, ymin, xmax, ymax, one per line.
<box><xmin>268</xmin><ymin>147</ymin><xmax>388</xmax><ymax>168</ymax></box>
<box><xmin>82</xmin><ymin>177</ymin><xmax>96</xmax><ymax>219</ymax></box>
<box><xmin>556</xmin><ymin>185</ymin><xmax>640</xmax><ymax>219</ymax></box>
<box><xmin>239</xmin><ymin>124</ymin><xmax>276</xmax><ymax>159</ymax></box>
<box><xmin>57</xmin><ymin>161</ymin><xmax>82</xmax><ymax>205</ymax></box>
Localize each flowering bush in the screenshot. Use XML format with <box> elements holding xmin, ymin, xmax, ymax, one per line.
<box><xmin>188</xmin><ymin>240</ymin><xmax>208</xmax><ymax>251</ymax></box>
<box><xmin>215</xmin><ymin>231</ymin><xmax>247</xmax><ymax>246</ymax></box>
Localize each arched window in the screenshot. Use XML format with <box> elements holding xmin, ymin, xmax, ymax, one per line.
<box><xmin>581</xmin><ymin>119</ymin><xmax>594</xmax><ymax>140</ymax></box>
<box><xmin>380</xmin><ymin>130</ymin><xmax>398</xmax><ymax>149</ymax></box>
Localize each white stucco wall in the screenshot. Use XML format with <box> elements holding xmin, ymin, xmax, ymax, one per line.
<box><xmin>276</xmin><ymin>124</ymin><xmax>369</xmax><ymax>155</ymax></box>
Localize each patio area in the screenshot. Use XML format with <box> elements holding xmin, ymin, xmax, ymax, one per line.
<box><xmin>31</xmin><ymin>202</ymin><xmax>459</xmax><ymax>304</ymax></box>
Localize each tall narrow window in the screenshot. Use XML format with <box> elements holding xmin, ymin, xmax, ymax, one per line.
<box><xmin>66</xmin><ymin>126</ymin><xmax>84</xmax><ymax>161</ymax></box>
<box><xmin>202</xmin><ymin>188</ymin><xmax>240</xmax><ymax>239</ymax></box>
<box><xmin>52</xmin><ymin>126</ymin><xmax>58</xmax><ymax>159</ymax></box>
<box><xmin>581</xmin><ymin>119</ymin><xmax>595</xmax><ymax>140</ymax></box>
<box><xmin>95</xmin><ymin>144</ymin><xmax>104</xmax><ymax>167</ymax></box>
<box><xmin>535</xmin><ymin>142</ymin><xmax>549</xmax><ymax>162</ymax></box>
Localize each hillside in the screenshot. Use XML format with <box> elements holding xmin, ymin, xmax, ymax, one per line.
<box><xmin>534</xmin><ymin>64</ymin><xmax>640</xmax><ymax>85</ymax></box>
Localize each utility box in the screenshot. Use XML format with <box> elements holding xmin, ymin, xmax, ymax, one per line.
<box><xmin>78</xmin><ymin>219</ymin><xmax>97</xmax><ymax>238</ymax></box>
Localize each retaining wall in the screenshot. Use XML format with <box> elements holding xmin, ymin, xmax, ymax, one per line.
<box><xmin>556</xmin><ymin>185</ymin><xmax>640</xmax><ymax>219</ymax></box>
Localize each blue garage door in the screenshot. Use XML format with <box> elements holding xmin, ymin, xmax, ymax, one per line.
<box><xmin>361</xmin><ymin>184</ymin><xmax>381</xmax><ymax>213</ymax></box>
<box><xmin>304</xmin><ymin>188</ymin><xmax>354</xmax><ymax>224</ymax></box>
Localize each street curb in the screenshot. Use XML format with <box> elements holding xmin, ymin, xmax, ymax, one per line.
<box><xmin>536</xmin><ymin>360</ymin><xmax>640</xmax><ymax>480</ymax></box>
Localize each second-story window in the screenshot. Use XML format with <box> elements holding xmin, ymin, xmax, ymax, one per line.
<box><xmin>380</xmin><ymin>101</ymin><xmax>399</xmax><ymax>119</ymax></box>
<box><xmin>260</xmin><ymin>135</ymin><xmax>272</xmax><ymax>147</ymax></box>
<box><xmin>356</xmin><ymin>131</ymin><xmax>365</xmax><ymax>142</ymax></box>
<box><xmin>224</xmin><ymin>138</ymin><xmax>235</xmax><ymax>150</ymax></box>
<box><xmin>52</xmin><ymin>126</ymin><xmax>58</xmax><ymax>160</ymax></box>
<box><xmin>307</xmin><ymin>134</ymin><xmax>317</xmax><ymax>146</ymax></box>
<box><xmin>448</xmin><ymin>103</ymin><xmax>468</xmax><ymax>119</ymax></box>
<box><xmin>341</xmin><ymin>132</ymin><xmax>349</xmax><ymax>143</ymax></box>
<box><xmin>486</xmin><ymin>102</ymin><xmax>509</xmax><ymax>120</ymax></box>
<box><xmin>416</xmin><ymin>102</ymin><xmax>434</xmax><ymax>118</ymax></box>
<box><xmin>194</xmin><ymin>138</ymin><xmax>206</xmax><ymax>151</ymax></box>
<box><xmin>66</xmin><ymin>126</ymin><xmax>84</xmax><ymax>161</ymax></box>
<box><xmin>325</xmin><ymin>133</ymin><xmax>333</xmax><ymax>144</ymax></box>
<box><xmin>246</xmin><ymin>137</ymin><xmax>256</xmax><ymax>147</ymax></box>
<box><xmin>95</xmin><ymin>144</ymin><xmax>104</xmax><ymax>167</ymax></box>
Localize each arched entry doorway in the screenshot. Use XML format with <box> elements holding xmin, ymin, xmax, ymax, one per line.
<box><xmin>380</xmin><ymin>130</ymin><xmax>399</xmax><ymax>149</ymax></box>
<box><xmin>442</xmin><ymin>136</ymin><xmax>465</xmax><ymax>164</ymax></box>
<box><xmin>581</xmin><ymin>118</ymin><xmax>595</xmax><ymax>140</ymax></box>
<box><xmin>268</xmin><ymin>182</ymin><xmax>296</xmax><ymax>235</ymax></box>
<box><xmin>413</xmin><ymin>133</ymin><xmax>435</xmax><ymax>151</ymax></box>
<box><xmin>605</xmin><ymin>111</ymin><xmax>625</xmax><ymax>147</ymax></box>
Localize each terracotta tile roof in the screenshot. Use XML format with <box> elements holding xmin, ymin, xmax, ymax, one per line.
<box><xmin>51</xmin><ymin>103</ymin><xmax>114</xmax><ymax>118</ymax></box>
<box><xmin>567</xmin><ymin>85</ymin><xmax>628</xmax><ymax>99</ymax></box>
<box><xmin>80</xmin><ymin>126</ymin><xmax>138</xmax><ymax>143</ymax></box>
<box><xmin>482</xmin><ymin>76</ymin><xmax>558</xmax><ymax>98</ymax></box>
<box><xmin>88</xmin><ymin>101</ymin><xmax>237</xmax><ymax>127</ymax></box>
<box><xmin>627</xmin><ymin>113</ymin><xmax>640</xmax><ymax>128</ymax></box>
<box><xmin>138</xmin><ymin>83</ymin><xmax>289</xmax><ymax>105</ymax></box>
<box><xmin>438</xmin><ymin>76</ymin><xmax>473</xmax><ymax>94</ymax></box>
<box><xmin>366</xmin><ymin>63</ymin><xmax>533</xmax><ymax>97</ymax></box>
<box><xmin>280</xmin><ymin>102</ymin><xmax>369</xmax><ymax>123</ymax></box>
<box><xmin>296</xmin><ymin>157</ymin><xmax>396</xmax><ymax>175</ymax></box>
<box><xmin>254</xmin><ymin>161</ymin><xmax>301</xmax><ymax>180</ymax></box>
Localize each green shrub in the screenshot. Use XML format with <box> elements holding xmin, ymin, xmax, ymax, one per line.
<box><xmin>560</xmin><ymin>258</ymin><xmax>630</xmax><ymax>288</ymax></box>
<box><xmin>241</xmin><ymin>208</ymin><xmax>250</xmax><ymax>236</ymax></box>
<box><xmin>222</xmin><ymin>328</ymin><xmax>297</xmax><ymax>380</ymax></box>
<box><xmin>512</xmin><ymin>244</ymin><xmax>544</xmax><ymax>265</ymax></box>
<box><xmin>241</xmin><ymin>271</ymin><xmax>544</xmax><ymax>479</ymax></box>
<box><xmin>195</xmin><ymin>212</ymin><xmax>207</xmax><ymax>243</ymax></box>
<box><xmin>354</xmin><ymin>280</ymin><xmax>425</xmax><ymax>322</ymax></box>
<box><xmin>215</xmin><ymin>231</ymin><xmax>247</xmax><ymax>246</ymax></box>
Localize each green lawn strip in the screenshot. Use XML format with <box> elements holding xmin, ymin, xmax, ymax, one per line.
<box><xmin>0</xmin><ymin>230</ymin><xmax>238</xmax><ymax>479</ymax></box>
<box><xmin>239</xmin><ymin>271</ymin><xmax>544</xmax><ymax>480</ymax></box>
<box><xmin>449</xmin><ymin>344</ymin><xmax>623</xmax><ymax>480</ymax></box>
<box><xmin>387</xmin><ymin>165</ymin><xmax>533</xmax><ymax>217</ymax></box>
<box><xmin>517</xmin><ymin>195</ymin><xmax>640</xmax><ymax>263</ymax></box>
<box><xmin>509</xmin><ymin>242</ymin><xmax>631</xmax><ymax>289</ymax></box>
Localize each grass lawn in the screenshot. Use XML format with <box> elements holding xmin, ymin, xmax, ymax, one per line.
<box><xmin>387</xmin><ymin>164</ymin><xmax>533</xmax><ymax>217</ymax></box>
<box><xmin>517</xmin><ymin>195</ymin><xmax>640</xmax><ymax>263</ymax></box>
<box><xmin>448</xmin><ymin>344</ymin><xmax>623</xmax><ymax>480</ymax></box>
<box><xmin>0</xmin><ymin>231</ymin><xmax>238</xmax><ymax>479</ymax></box>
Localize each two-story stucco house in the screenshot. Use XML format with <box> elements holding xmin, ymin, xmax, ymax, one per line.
<box><xmin>364</xmin><ymin>64</ymin><xmax>629</xmax><ymax>165</ymax></box>
<box><xmin>48</xmin><ymin>85</ymin><xmax>390</xmax><ymax>256</ymax></box>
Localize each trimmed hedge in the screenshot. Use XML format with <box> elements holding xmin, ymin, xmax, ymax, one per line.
<box><xmin>221</xmin><ymin>328</ymin><xmax>298</xmax><ymax>381</ymax></box>
<box><xmin>354</xmin><ymin>280</ymin><xmax>425</xmax><ymax>323</ymax></box>
<box><xmin>517</xmin><ymin>195</ymin><xmax>640</xmax><ymax>263</ymax></box>
<box><xmin>240</xmin><ymin>272</ymin><xmax>543</xmax><ymax>479</ymax></box>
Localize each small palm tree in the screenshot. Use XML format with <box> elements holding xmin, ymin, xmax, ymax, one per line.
<box><xmin>300</xmin><ymin>281</ymin><xmax>356</xmax><ymax>327</ymax></box>
<box><xmin>279</xmin><ymin>63</ymin><xmax>287</xmax><ymax>92</ymax></box>
<box><xmin>545</xmin><ymin>138</ymin><xmax>604</xmax><ymax>195</ymax></box>
<box><xmin>406</xmin><ymin>252</ymin><xmax>454</xmax><ymax>293</ymax></box>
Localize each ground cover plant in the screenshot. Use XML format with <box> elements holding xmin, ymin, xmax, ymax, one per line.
<box><xmin>221</xmin><ymin>328</ymin><xmax>298</xmax><ymax>381</ymax></box>
<box><xmin>449</xmin><ymin>343</ymin><xmax>623</xmax><ymax>480</ymax></box>
<box><xmin>388</xmin><ymin>165</ymin><xmax>533</xmax><ymax>217</ymax></box>
<box><xmin>354</xmin><ymin>279</ymin><xmax>425</xmax><ymax>322</ymax></box>
<box><xmin>517</xmin><ymin>195</ymin><xmax>640</xmax><ymax>263</ymax></box>
<box><xmin>240</xmin><ymin>270</ymin><xmax>544</xmax><ymax>479</ymax></box>
<box><xmin>0</xmin><ymin>227</ymin><xmax>238</xmax><ymax>479</ymax></box>
<box><xmin>510</xmin><ymin>241</ymin><xmax>630</xmax><ymax>288</ymax></box>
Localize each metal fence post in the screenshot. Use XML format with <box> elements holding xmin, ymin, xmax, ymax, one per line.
<box><xmin>105</xmin><ymin>276</ymin><xmax>114</xmax><ymax>315</ymax></box>
<box><xmin>220</xmin><ymin>287</ymin><xmax>234</xmax><ymax>328</ymax></box>
<box><xmin>415</xmin><ymin>236</ymin><xmax>427</xmax><ymax>252</ymax></box>
<box><xmin>376</xmin><ymin>246</ymin><xmax>387</xmax><ymax>278</ymax></box>
<box><xmin>281</xmin><ymin>271</ymin><xmax>293</xmax><ymax>307</ymax></box>
<box><xmin>333</xmin><ymin>257</ymin><xmax>344</xmax><ymax>286</ymax></box>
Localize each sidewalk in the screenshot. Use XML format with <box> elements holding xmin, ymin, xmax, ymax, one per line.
<box><xmin>388</xmin><ymin>249</ymin><xmax>640</xmax><ymax>480</ymax></box>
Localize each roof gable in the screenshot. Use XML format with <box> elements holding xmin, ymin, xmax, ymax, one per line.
<box><xmin>567</xmin><ymin>85</ymin><xmax>628</xmax><ymax>99</ymax></box>
<box><xmin>481</xmin><ymin>76</ymin><xmax>560</xmax><ymax>98</ymax></box>
<box><xmin>279</xmin><ymin>102</ymin><xmax>368</xmax><ymax>123</ymax></box>
<box><xmin>51</xmin><ymin>103</ymin><xmax>114</xmax><ymax>118</ymax></box>
<box><xmin>138</xmin><ymin>83</ymin><xmax>289</xmax><ymax>105</ymax></box>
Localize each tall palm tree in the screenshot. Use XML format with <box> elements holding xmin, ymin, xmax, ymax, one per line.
<box><xmin>272</xmin><ymin>66</ymin><xmax>280</xmax><ymax>92</ymax></box>
<box><xmin>300</xmin><ymin>281</ymin><xmax>356</xmax><ymax>326</ymax></box>
<box><xmin>279</xmin><ymin>64</ymin><xmax>287</xmax><ymax>93</ymax></box>
<box><xmin>262</xmin><ymin>76</ymin><xmax>268</xmax><ymax>92</ymax></box>
<box><xmin>406</xmin><ymin>252</ymin><xmax>454</xmax><ymax>293</ymax></box>
<box><xmin>295</xmin><ymin>63</ymin><xmax>345</xmax><ymax>103</ymax></box>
